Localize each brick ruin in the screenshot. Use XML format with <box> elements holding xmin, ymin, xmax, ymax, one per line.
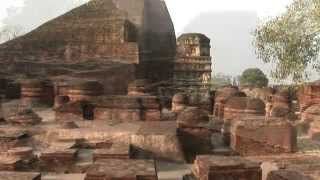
<box><xmin>174</xmin><ymin>33</ymin><xmax>212</xmax><ymax>89</ymax></box>
<box><xmin>0</xmin><ymin>0</ymin><xmax>177</xmax><ymax>94</ymax></box>
<box><xmin>213</xmin><ymin>86</ymin><xmax>246</xmax><ymax>120</ymax></box>
<box><xmin>0</xmin><ymin>0</ymin><xmax>318</xmax><ymax>180</ymax></box>
<box><xmin>298</xmin><ymin>82</ymin><xmax>320</xmax><ymax>140</ymax></box>
<box><xmin>230</xmin><ymin>117</ymin><xmax>297</xmax><ymax>156</ymax></box>
<box><xmin>187</xmin><ymin>155</ymin><xmax>262</xmax><ymax>180</ymax></box>
<box><xmin>270</xmin><ymin>90</ymin><xmax>291</xmax><ymax>118</ymax></box>
<box><xmin>172</xmin><ymin>93</ymin><xmax>189</xmax><ymax>113</ymax></box>
<box><xmin>223</xmin><ymin>96</ymin><xmax>266</xmax><ymax>122</ymax></box>
<box><xmin>266</xmin><ymin>170</ymin><xmax>314</xmax><ymax>180</ymax></box>
<box><xmin>177</xmin><ymin>107</ymin><xmax>212</xmax><ymax>162</ymax></box>
<box><xmin>85</xmin><ymin>159</ymin><xmax>157</xmax><ymax>180</ymax></box>
<box><xmin>247</xmin><ymin>154</ymin><xmax>320</xmax><ymax>180</ymax></box>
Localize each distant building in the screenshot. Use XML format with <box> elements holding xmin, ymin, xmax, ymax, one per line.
<box><xmin>174</xmin><ymin>33</ymin><xmax>212</xmax><ymax>88</ymax></box>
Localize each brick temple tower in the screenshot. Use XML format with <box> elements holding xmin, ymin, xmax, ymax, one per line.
<box><xmin>174</xmin><ymin>33</ymin><xmax>212</xmax><ymax>88</ymax></box>
<box><xmin>0</xmin><ymin>0</ymin><xmax>176</xmax><ymax>94</ymax></box>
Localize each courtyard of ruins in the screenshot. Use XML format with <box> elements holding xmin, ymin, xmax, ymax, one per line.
<box><xmin>0</xmin><ymin>0</ymin><xmax>319</xmax><ymax>180</ymax></box>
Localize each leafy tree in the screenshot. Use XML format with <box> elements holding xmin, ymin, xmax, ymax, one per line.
<box><xmin>254</xmin><ymin>0</ymin><xmax>320</xmax><ymax>83</ymax></box>
<box><xmin>240</xmin><ymin>68</ymin><xmax>268</xmax><ymax>87</ymax></box>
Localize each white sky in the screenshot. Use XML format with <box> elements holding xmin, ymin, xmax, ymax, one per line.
<box><xmin>0</xmin><ymin>0</ymin><xmax>293</xmax><ymax>31</ymax></box>
<box><xmin>165</xmin><ymin>0</ymin><xmax>293</xmax><ymax>33</ymax></box>
<box><xmin>0</xmin><ymin>0</ymin><xmax>23</xmax><ymax>26</ymax></box>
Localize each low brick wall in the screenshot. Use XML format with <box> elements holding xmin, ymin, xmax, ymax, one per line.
<box><xmin>231</xmin><ymin>118</ymin><xmax>297</xmax><ymax>156</ymax></box>
<box><xmin>94</xmin><ymin>96</ymin><xmax>161</xmax><ymax>122</ymax></box>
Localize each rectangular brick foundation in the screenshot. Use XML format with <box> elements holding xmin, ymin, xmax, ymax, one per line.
<box><xmin>94</xmin><ymin>96</ymin><xmax>161</xmax><ymax>122</ymax></box>
<box><xmin>93</xmin><ymin>143</ymin><xmax>131</xmax><ymax>161</ymax></box>
<box><xmin>266</xmin><ymin>170</ymin><xmax>314</xmax><ymax>180</ymax></box>
<box><xmin>248</xmin><ymin>154</ymin><xmax>320</xmax><ymax>180</ymax></box>
<box><xmin>192</xmin><ymin>155</ymin><xmax>262</xmax><ymax>180</ymax></box>
<box><xmin>85</xmin><ymin>159</ymin><xmax>157</xmax><ymax>180</ymax></box>
<box><xmin>40</xmin><ymin>149</ymin><xmax>78</xmax><ymax>172</ymax></box>
<box><xmin>0</xmin><ymin>171</ymin><xmax>41</xmax><ymax>180</ymax></box>
<box><xmin>230</xmin><ymin>118</ymin><xmax>297</xmax><ymax>156</ymax></box>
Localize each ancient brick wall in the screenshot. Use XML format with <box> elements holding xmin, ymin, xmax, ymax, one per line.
<box><xmin>0</xmin><ymin>0</ymin><xmax>176</xmax><ymax>84</ymax></box>
<box><xmin>192</xmin><ymin>155</ymin><xmax>262</xmax><ymax>180</ymax></box>
<box><xmin>71</xmin><ymin>64</ymin><xmax>136</xmax><ymax>95</ymax></box>
<box><xmin>223</xmin><ymin>97</ymin><xmax>266</xmax><ymax>122</ymax></box>
<box><xmin>94</xmin><ymin>95</ymin><xmax>161</xmax><ymax>122</ymax></box>
<box><xmin>174</xmin><ymin>33</ymin><xmax>212</xmax><ymax>87</ymax></box>
<box><xmin>230</xmin><ymin>119</ymin><xmax>297</xmax><ymax>156</ymax></box>
<box><xmin>298</xmin><ymin>84</ymin><xmax>320</xmax><ymax>112</ymax></box>
<box><xmin>0</xmin><ymin>4</ymin><xmax>139</xmax><ymax>63</ymax></box>
<box><xmin>213</xmin><ymin>87</ymin><xmax>246</xmax><ymax>120</ymax></box>
<box><xmin>20</xmin><ymin>79</ymin><xmax>54</xmax><ymax>107</ymax></box>
<box><xmin>266</xmin><ymin>170</ymin><xmax>314</xmax><ymax>180</ymax></box>
<box><xmin>54</xmin><ymin>101</ymin><xmax>85</xmax><ymax>121</ymax></box>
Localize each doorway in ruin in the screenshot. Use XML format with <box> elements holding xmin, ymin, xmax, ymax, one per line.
<box><xmin>82</xmin><ymin>104</ymin><xmax>94</xmax><ymax>120</ymax></box>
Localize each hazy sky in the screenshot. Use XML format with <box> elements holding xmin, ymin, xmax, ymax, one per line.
<box><xmin>165</xmin><ymin>0</ymin><xmax>293</xmax><ymax>33</ymax></box>
<box><xmin>0</xmin><ymin>0</ymin><xmax>23</xmax><ymax>26</ymax></box>
<box><xmin>0</xmin><ymin>0</ymin><xmax>293</xmax><ymax>31</ymax></box>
